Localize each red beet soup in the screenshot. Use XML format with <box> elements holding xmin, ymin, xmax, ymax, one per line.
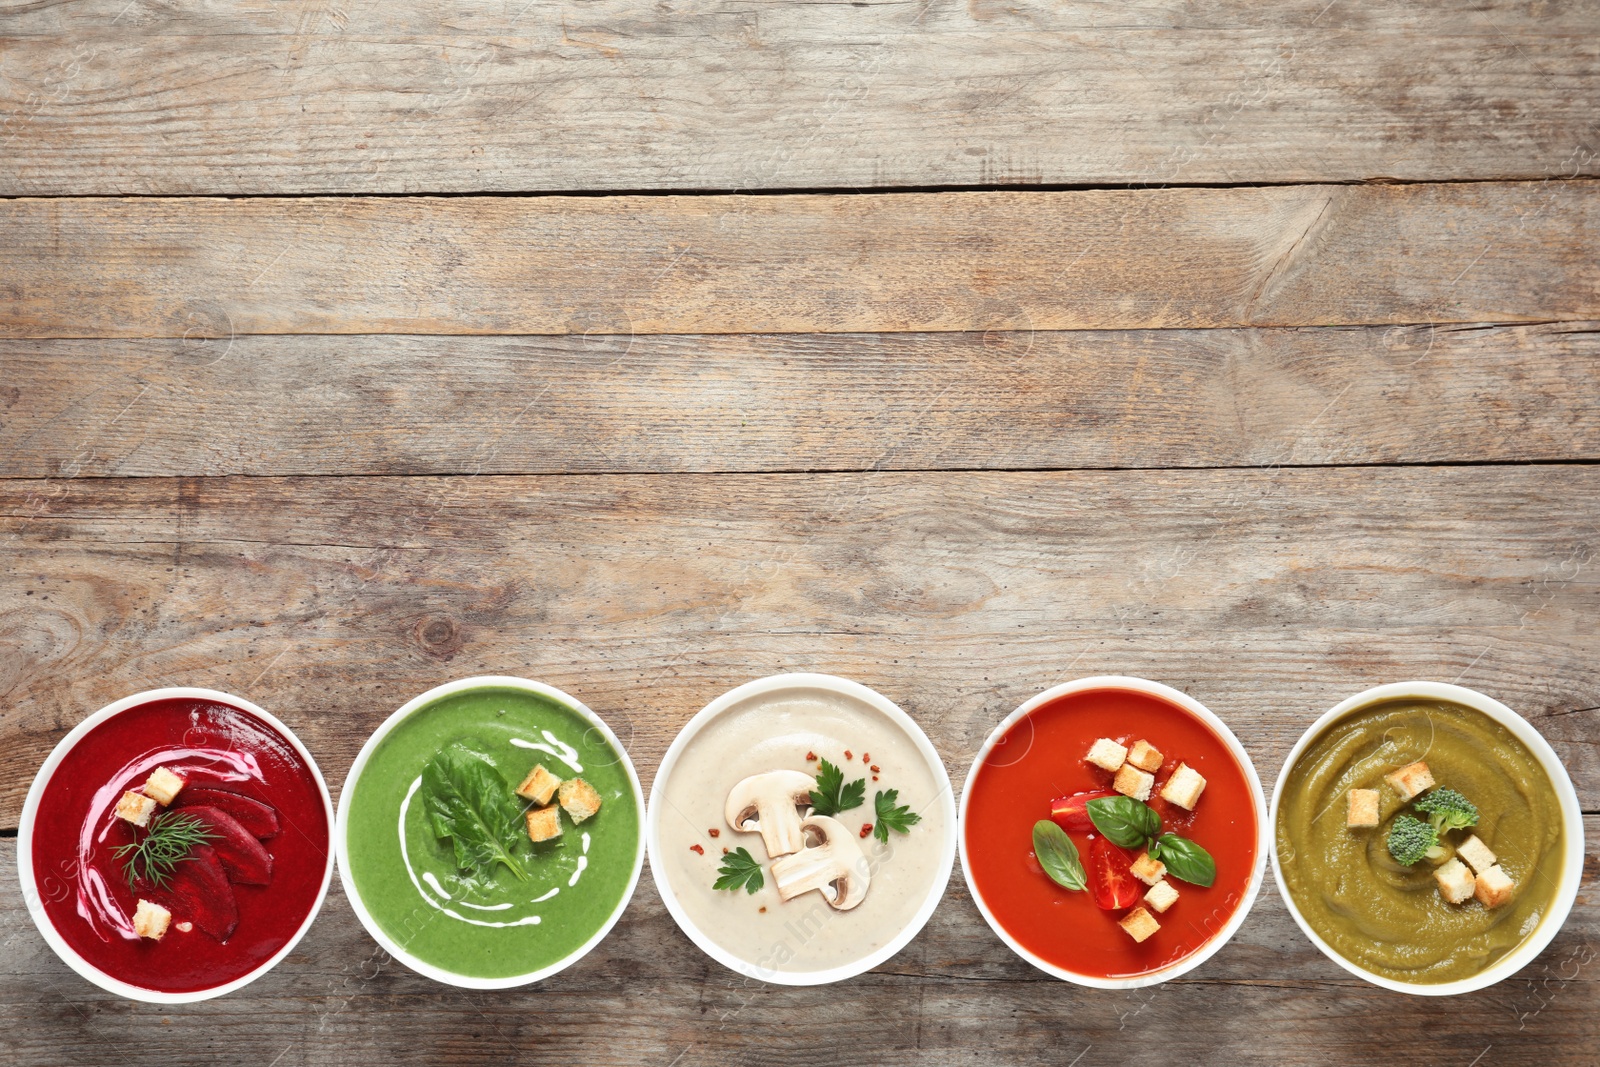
<box><xmin>964</xmin><ymin>687</ymin><xmax>1258</xmax><ymax>981</ymax></box>
<box><xmin>30</xmin><ymin>696</ymin><xmax>330</xmax><ymax>994</ymax></box>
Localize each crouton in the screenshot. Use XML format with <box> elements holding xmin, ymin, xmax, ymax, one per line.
<box><xmin>1126</xmin><ymin>739</ymin><xmax>1163</xmax><ymax>773</ymax></box>
<box><xmin>558</xmin><ymin>777</ymin><xmax>603</xmax><ymax>823</ymax></box>
<box><xmin>115</xmin><ymin>790</ymin><xmax>157</xmax><ymax>827</ymax></box>
<box><xmin>1119</xmin><ymin>906</ymin><xmax>1161</xmax><ymax>943</ymax></box>
<box><xmin>1384</xmin><ymin>761</ymin><xmax>1435</xmax><ymax>801</ymax></box>
<box><xmin>515</xmin><ymin>763</ymin><xmax>563</xmax><ymax>806</ymax></box>
<box><xmin>1113</xmin><ymin>763</ymin><xmax>1154</xmax><ymax>802</ymax></box>
<box><xmin>132</xmin><ymin>899</ymin><xmax>171</xmax><ymax>940</ymax></box>
<box><xmin>143</xmin><ymin>766</ymin><xmax>186</xmax><ymax>806</ymax></box>
<box><xmin>1434</xmin><ymin>858</ymin><xmax>1475</xmax><ymax>905</ymax></box>
<box><xmin>1131</xmin><ymin>852</ymin><xmax>1166</xmax><ymax>887</ymax></box>
<box><xmin>1144</xmin><ymin>879</ymin><xmax>1179</xmax><ymax>914</ymax></box>
<box><xmin>525</xmin><ymin>805</ymin><xmax>562</xmax><ymax>843</ymax></box>
<box><xmin>1474</xmin><ymin>864</ymin><xmax>1515</xmax><ymax>909</ymax></box>
<box><xmin>1346</xmin><ymin>788</ymin><xmax>1380</xmax><ymax>828</ymax></box>
<box><xmin>1456</xmin><ymin>834</ymin><xmax>1497</xmax><ymax>874</ymax></box>
<box><xmin>1160</xmin><ymin>763</ymin><xmax>1206</xmax><ymax>811</ymax></box>
<box><xmin>1086</xmin><ymin>738</ymin><xmax>1128</xmax><ymax>773</ymax></box>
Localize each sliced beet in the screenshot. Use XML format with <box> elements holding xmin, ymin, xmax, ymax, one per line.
<box><xmin>180</xmin><ymin>805</ymin><xmax>274</xmax><ymax>885</ymax></box>
<box><xmin>175</xmin><ymin>787</ymin><xmax>280</xmax><ymax>840</ymax></box>
<box><xmin>152</xmin><ymin>844</ymin><xmax>238</xmax><ymax>941</ymax></box>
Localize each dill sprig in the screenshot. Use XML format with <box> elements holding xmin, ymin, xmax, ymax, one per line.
<box><xmin>114</xmin><ymin>811</ymin><xmax>216</xmax><ymax>890</ymax></box>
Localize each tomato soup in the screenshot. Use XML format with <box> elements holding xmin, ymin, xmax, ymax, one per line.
<box><xmin>963</xmin><ymin>686</ymin><xmax>1259</xmax><ymax>981</ymax></box>
<box><xmin>29</xmin><ymin>696</ymin><xmax>331</xmax><ymax>995</ymax></box>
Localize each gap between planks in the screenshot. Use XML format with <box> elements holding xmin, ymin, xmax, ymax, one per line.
<box><xmin>3</xmin><ymin>458</ymin><xmax>1600</xmax><ymax>484</ymax></box>
<box><xmin>3</xmin><ymin>174</ymin><xmax>1597</xmax><ymax>201</ymax></box>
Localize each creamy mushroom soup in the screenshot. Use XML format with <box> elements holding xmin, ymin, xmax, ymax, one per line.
<box><xmin>655</xmin><ymin>683</ymin><xmax>950</xmax><ymax>976</ymax></box>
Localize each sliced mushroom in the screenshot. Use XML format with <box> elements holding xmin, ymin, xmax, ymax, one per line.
<box><xmin>724</xmin><ymin>769</ymin><xmax>818</xmax><ymax>858</ymax></box>
<box><xmin>769</xmin><ymin>814</ymin><xmax>870</xmax><ymax>911</ymax></box>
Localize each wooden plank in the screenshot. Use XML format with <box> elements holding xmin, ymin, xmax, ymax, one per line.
<box><xmin>1</xmin><ymin>827</ymin><xmax>1596</xmax><ymax>1065</ymax></box>
<box><xmin>3</xmin><ymin>323</ymin><xmax>1599</xmax><ymax>477</ymax></box>
<box><xmin>3</xmin><ymin>184</ymin><xmax>1596</xmax><ymax>338</ymax></box>
<box><xmin>1</xmin><ymin>466</ymin><xmax>1595</xmax><ymax>831</ymax></box>
<box><xmin>1</xmin><ymin>1</ymin><xmax>1598</xmax><ymax>194</ymax></box>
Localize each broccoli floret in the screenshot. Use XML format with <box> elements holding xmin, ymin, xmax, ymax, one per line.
<box><xmin>1413</xmin><ymin>787</ymin><xmax>1478</xmax><ymax>836</ymax></box>
<box><xmin>1386</xmin><ymin>815</ymin><xmax>1438</xmax><ymax>866</ymax></box>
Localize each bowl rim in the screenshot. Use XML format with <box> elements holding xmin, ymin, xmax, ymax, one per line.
<box><xmin>335</xmin><ymin>674</ymin><xmax>646</xmax><ymax>989</ymax></box>
<box><xmin>16</xmin><ymin>686</ymin><xmax>337</xmax><ymax>1004</ymax></box>
<box><xmin>646</xmin><ymin>672</ymin><xmax>957</xmax><ymax>986</ymax></box>
<box><xmin>958</xmin><ymin>675</ymin><xmax>1271</xmax><ymax>989</ymax></box>
<box><xmin>1268</xmin><ymin>680</ymin><xmax>1586</xmax><ymax>996</ymax></box>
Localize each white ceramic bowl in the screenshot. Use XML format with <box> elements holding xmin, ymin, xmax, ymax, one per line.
<box><xmin>647</xmin><ymin>672</ymin><xmax>957</xmax><ymax>985</ymax></box>
<box><xmin>336</xmin><ymin>675</ymin><xmax>645</xmax><ymax>989</ymax></box>
<box><xmin>960</xmin><ymin>675</ymin><xmax>1271</xmax><ymax>989</ymax></box>
<box><xmin>1270</xmin><ymin>681</ymin><xmax>1585</xmax><ymax>995</ymax></box>
<box><xmin>17</xmin><ymin>687</ymin><xmax>336</xmax><ymax>1004</ymax></box>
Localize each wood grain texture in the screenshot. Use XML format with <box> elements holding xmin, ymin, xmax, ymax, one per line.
<box><xmin>4</xmin><ymin>183</ymin><xmax>1597</xmax><ymax>338</ymax></box>
<box><xmin>4</xmin><ymin>322</ymin><xmax>1600</xmax><ymax>477</ymax></box>
<box><xmin>2</xmin><ymin>829</ymin><xmax>1596</xmax><ymax>1066</ymax></box>
<box><xmin>2</xmin><ymin>0</ymin><xmax>1598</xmax><ymax>194</ymax></box>
<box><xmin>2</xmin><ymin>466</ymin><xmax>1595</xmax><ymax>831</ymax></box>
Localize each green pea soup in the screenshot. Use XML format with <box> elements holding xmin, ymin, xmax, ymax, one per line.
<box><xmin>343</xmin><ymin>684</ymin><xmax>642</xmax><ymax>981</ymax></box>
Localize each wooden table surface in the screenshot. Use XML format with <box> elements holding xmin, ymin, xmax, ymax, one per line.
<box><xmin>2</xmin><ymin>2</ymin><xmax>1597</xmax><ymax>1064</ymax></box>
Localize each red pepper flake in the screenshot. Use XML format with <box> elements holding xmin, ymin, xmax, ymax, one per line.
<box><xmin>844</xmin><ymin>749</ymin><xmax>853</xmax><ymax>760</ymax></box>
<box><xmin>722</xmin><ymin>847</ymin><xmax>729</xmax><ymax>854</ymax></box>
<box><xmin>872</xmin><ymin>775</ymin><xmax>879</xmax><ymax>781</ymax></box>
<box><xmin>759</xmin><ymin>906</ymin><xmax>767</xmax><ymax>913</ymax></box>
<box><xmin>708</xmin><ymin>828</ymin><xmax>721</xmax><ymax>837</ymax></box>
<box><xmin>805</xmin><ymin>751</ymin><xmax>817</xmax><ymax>761</ymax></box>
<box><xmin>689</xmin><ymin>844</ymin><xmax>704</xmax><ymax>855</ymax></box>
<box><xmin>860</xmin><ymin>823</ymin><xmax>873</xmax><ymax>838</ymax></box>
<box><xmin>863</xmin><ymin>752</ymin><xmax>871</xmax><ymax>764</ymax></box>
<box><xmin>870</xmin><ymin>765</ymin><xmax>880</xmax><ymax>773</ymax></box>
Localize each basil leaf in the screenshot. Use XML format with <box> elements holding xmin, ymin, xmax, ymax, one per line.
<box><xmin>1153</xmin><ymin>833</ymin><xmax>1215</xmax><ymax>887</ymax></box>
<box><xmin>421</xmin><ymin>746</ymin><xmax>530</xmax><ymax>881</ymax></box>
<box><xmin>1032</xmin><ymin>820</ymin><xmax>1087</xmax><ymax>892</ymax></box>
<box><xmin>1086</xmin><ymin>796</ymin><xmax>1161</xmax><ymax>850</ymax></box>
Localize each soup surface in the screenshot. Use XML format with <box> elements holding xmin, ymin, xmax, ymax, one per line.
<box><xmin>32</xmin><ymin>697</ymin><xmax>330</xmax><ymax>993</ymax></box>
<box><xmin>344</xmin><ymin>686</ymin><xmax>641</xmax><ymax>980</ymax></box>
<box><xmin>1276</xmin><ymin>698</ymin><xmax>1564</xmax><ymax>984</ymax></box>
<box><xmin>964</xmin><ymin>687</ymin><xmax>1259</xmax><ymax>980</ymax></box>
<box><xmin>655</xmin><ymin>684</ymin><xmax>950</xmax><ymax>975</ymax></box>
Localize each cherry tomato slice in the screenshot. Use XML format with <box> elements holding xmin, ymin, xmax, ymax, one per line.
<box><xmin>1089</xmin><ymin>836</ymin><xmax>1144</xmax><ymax>911</ymax></box>
<box><xmin>1049</xmin><ymin>789</ymin><xmax>1119</xmax><ymax>833</ymax></box>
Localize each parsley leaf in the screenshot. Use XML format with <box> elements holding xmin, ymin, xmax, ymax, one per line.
<box><xmin>809</xmin><ymin>757</ymin><xmax>866</xmax><ymax>816</ymax></box>
<box><xmin>872</xmin><ymin>789</ymin><xmax>922</xmax><ymax>843</ymax></box>
<box><xmin>713</xmin><ymin>847</ymin><xmax>765</xmax><ymax>894</ymax></box>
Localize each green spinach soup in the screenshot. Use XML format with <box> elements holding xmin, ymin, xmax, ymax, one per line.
<box><xmin>344</xmin><ymin>685</ymin><xmax>642</xmax><ymax>981</ymax></box>
<box><xmin>1276</xmin><ymin>698</ymin><xmax>1564</xmax><ymax>984</ymax></box>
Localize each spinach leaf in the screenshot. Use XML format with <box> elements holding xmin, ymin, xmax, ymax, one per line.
<box><xmin>1086</xmin><ymin>795</ymin><xmax>1161</xmax><ymax>850</ymax></box>
<box><xmin>1152</xmin><ymin>833</ymin><xmax>1215</xmax><ymax>887</ymax></box>
<box><xmin>1032</xmin><ymin>820</ymin><xmax>1087</xmax><ymax>892</ymax></box>
<box><xmin>421</xmin><ymin>746</ymin><xmax>530</xmax><ymax>881</ymax></box>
